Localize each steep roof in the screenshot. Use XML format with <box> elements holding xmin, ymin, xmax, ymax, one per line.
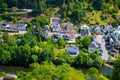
<box><xmin>117</xmin><ymin>26</ymin><xmax>120</xmax><ymax>30</ymax></box>
<box><xmin>66</xmin><ymin>45</ymin><xmax>79</xmax><ymax>55</ymax></box>
<box><xmin>81</xmin><ymin>25</ymin><xmax>90</xmax><ymax>30</ymax></box>
<box><xmin>89</xmin><ymin>41</ymin><xmax>99</xmax><ymax>48</ymax></box>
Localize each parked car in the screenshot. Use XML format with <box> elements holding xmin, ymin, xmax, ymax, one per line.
<box><xmin>99</xmin><ymin>49</ymin><xmax>103</xmax><ymax>56</ymax></box>
<box><xmin>108</xmin><ymin>51</ymin><xmax>115</xmax><ymax>55</ymax></box>
<box><xmin>100</xmin><ymin>49</ymin><xmax>103</xmax><ymax>52</ymax></box>
<box><xmin>99</xmin><ymin>52</ymin><xmax>102</xmax><ymax>56</ymax></box>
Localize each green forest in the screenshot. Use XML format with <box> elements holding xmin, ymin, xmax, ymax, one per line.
<box><xmin>0</xmin><ymin>0</ymin><xmax>120</xmax><ymax>80</ymax></box>
<box><xmin>0</xmin><ymin>0</ymin><xmax>120</xmax><ymax>25</ymax></box>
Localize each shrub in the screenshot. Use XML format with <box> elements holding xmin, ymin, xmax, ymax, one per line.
<box><xmin>112</xmin><ymin>13</ymin><xmax>118</xmax><ymax>19</ymax></box>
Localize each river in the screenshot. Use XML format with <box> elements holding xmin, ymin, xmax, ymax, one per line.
<box><xmin>0</xmin><ymin>65</ymin><xmax>31</xmax><ymax>74</ymax></box>
<box><xmin>100</xmin><ymin>65</ymin><xmax>113</xmax><ymax>75</ymax></box>
<box><xmin>0</xmin><ymin>65</ymin><xmax>113</xmax><ymax>75</ymax></box>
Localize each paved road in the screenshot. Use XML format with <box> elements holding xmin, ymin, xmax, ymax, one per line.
<box><xmin>96</xmin><ymin>35</ymin><xmax>109</xmax><ymax>60</ymax></box>
<box><xmin>0</xmin><ymin>9</ymin><xmax>33</xmax><ymax>15</ymax></box>
<box><xmin>96</xmin><ymin>35</ymin><xmax>116</xmax><ymax>61</ymax></box>
<box><xmin>9</xmin><ymin>31</ymin><xmax>27</xmax><ymax>35</ymax></box>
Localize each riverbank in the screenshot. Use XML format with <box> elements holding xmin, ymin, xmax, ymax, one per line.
<box><xmin>0</xmin><ymin>64</ymin><xmax>113</xmax><ymax>75</ymax></box>
<box><xmin>101</xmin><ymin>64</ymin><xmax>113</xmax><ymax>75</ymax></box>
<box><xmin>0</xmin><ymin>65</ymin><xmax>31</xmax><ymax>73</ymax></box>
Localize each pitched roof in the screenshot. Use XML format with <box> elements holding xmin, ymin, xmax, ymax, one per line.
<box><xmin>66</xmin><ymin>45</ymin><xmax>79</xmax><ymax>55</ymax></box>
<box><xmin>51</xmin><ymin>18</ymin><xmax>61</xmax><ymax>23</ymax></box>
<box><xmin>81</xmin><ymin>25</ymin><xmax>90</xmax><ymax>30</ymax></box>
<box><xmin>117</xmin><ymin>26</ymin><xmax>120</xmax><ymax>30</ymax></box>
<box><xmin>89</xmin><ymin>41</ymin><xmax>99</xmax><ymax>48</ymax></box>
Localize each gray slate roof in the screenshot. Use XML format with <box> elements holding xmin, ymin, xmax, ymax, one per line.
<box><xmin>66</xmin><ymin>45</ymin><xmax>79</xmax><ymax>55</ymax></box>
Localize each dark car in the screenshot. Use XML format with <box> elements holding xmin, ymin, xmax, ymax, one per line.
<box><xmin>99</xmin><ymin>49</ymin><xmax>103</xmax><ymax>56</ymax></box>
<box><xmin>99</xmin><ymin>53</ymin><xmax>102</xmax><ymax>56</ymax></box>
<box><xmin>108</xmin><ymin>51</ymin><xmax>115</xmax><ymax>55</ymax></box>
<box><xmin>100</xmin><ymin>49</ymin><xmax>103</xmax><ymax>52</ymax></box>
<box><xmin>99</xmin><ymin>51</ymin><xmax>103</xmax><ymax>56</ymax></box>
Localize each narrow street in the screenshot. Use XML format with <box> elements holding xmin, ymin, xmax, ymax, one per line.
<box><xmin>96</xmin><ymin>35</ymin><xmax>109</xmax><ymax>60</ymax></box>
<box><xmin>96</xmin><ymin>35</ymin><xmax>116</xmax><ymax>61</ymax></box>
<box><xmin>9</xmin><ymin>31</ymin><xmax>27</xmax><ymax>35</ymax></box>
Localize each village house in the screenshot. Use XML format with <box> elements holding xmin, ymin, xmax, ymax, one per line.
<box><xmin>50</xmin><ymin>18</ymin><xmax>61</xmax><ymax>32</ymax></box>
<box><xmin>113</xmin><ymin>41</ymin><xmax>120</xmax><ymax>50</ymax></box>
<box><xmin>62</xmin><ymin>22</ymin><xmax>74</xmax><ymax>32</ymax></box>
<box><xmin>17</xmin><ymin>22</ymin><xmax>27</xmax><ymax>31</ymax></box>
<box><xmin>80</xmin><ymin>25</ymin><xmax>91</xmax><ymax>38</ymax></box>
<box><xmin>66</xmin><ymin>44</ymin><xmax>79</xmax><ymax>56</ymax></box>
<box><xmin>105</xmin><ymin>32</ymin><xmax>112</xmax><ymax>38</ymax></box>
<box><xmin>88</xmin><ymin>40</ymin><xmax>100</xmax><ymax>53</ymax></box>
<box><xmin>54</xmin><ymin>32</ymin><xmax>76</xmax><ymax>43</ymax></box>
<box><xmin>0</xmin><ymin>22</ymin><xmax>28</xmax><ymax>33</ymax></box>
<box><xmin>0</xmin><ymin>22</ymin><xmax>19</xmax><ymax>33</ymax></box>
<box><xmin>93</xmin><ymin>26</ymin><xmax>101</xmax><ymax>34</ymax></box>
<box><xmin>110</xmin><ymin>32</ymin><xmax>120</xmax><ymax>41</ymax></box>
<box><xmin>63</xmin><ymin>33</ymin><xmax>75</xmax><ymax>39</ymax></box>
<box><xmin>108</xmin><ymin>37</ymin><xmax>120</xmax><ymax>51</ymax></box>
<box><xmin>105</xmin><ymin>28</ymin><xmax>120</xmax><ymax>55</ymax></box>
<box><xmin>0</xmin><ymin>22</ymin><xmax>10</xmax><ymax>28</ymax></box>
<box><xmin>109</xmin><ymin>38</ymin><xmax>114</xmax><ymax>44</ymax></box>
<box><xmin>44</xmin><ymin>25</ymin><xmax>50</xmax><ymax>30</ymax></box>
<box><xmin>102</xmin><ymin>25</ymin><xmax>113</xmax><ymax>33</ymax></box>
<box><xmin>108</xmin><ymin>45</ymin><xmax>119</xmax><ymax>55</ymax></box>
<box><xmin>117</xmin><ymin>25</ymin><xmax>120</xmax><ymax>30</ymax></box>
<box><xmin>43</xmin><ymin>30</ymin><xmax>51</xmax><ymax>39</ymax></box>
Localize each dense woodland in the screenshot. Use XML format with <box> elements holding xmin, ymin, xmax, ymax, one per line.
<box><xmin>0</xmin><ymin>0</ymin><xmax>120</xmax><ymax>80</ymax></box>
<box><xmin>0</xmin><ymin>0</ymin><xmax>120</xmax><ymax>25</ymax></box>
<box><xmin>0</xmin><ymin>30</ymin><xmax>105</xmax><ymax>68</ymax></box>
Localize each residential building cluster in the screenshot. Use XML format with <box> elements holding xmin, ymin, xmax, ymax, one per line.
<box><xmin>0</xmin><ymin>17</ymin><xmax>120</xmax><ymax>60</ymax></box>
<box><xmin>0</xmin><ymin>22</ymin><xmax>27</xmax><ymax>33</ymax></box>
<box><xmin>42</xmin><ymin>17</ymin><xmax>120</xmax><ymax>59</ymax></box>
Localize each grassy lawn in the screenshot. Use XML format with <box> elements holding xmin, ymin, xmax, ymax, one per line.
<box><xmin>118</xmin><ymin>10</ymin><xmax>120</xmax><ymax>16</ymax></box>
<box><xmin>84</xmin><ymin>11</ymin><xmax>114</xmax><ymax>25</ymax></box>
